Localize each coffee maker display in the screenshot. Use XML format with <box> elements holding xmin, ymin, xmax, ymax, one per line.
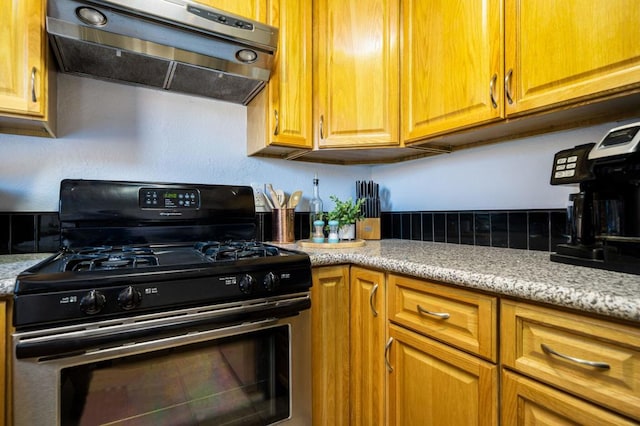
<box><xmin>550</xmin><ymin>122</ymin><xmax>640</xmax><ymax>275</ymax></box>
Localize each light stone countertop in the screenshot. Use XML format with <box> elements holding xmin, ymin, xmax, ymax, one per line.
<box><xmin>281</xmin><ymin>239</ymin><xmax>640</xmax><ymax>324</ymax></box>
<box><xmin>1</xmin><ymin>241</ymin><xmax>639</xmax><ymax>323</ymax></box>
<box><xmin>0</xmin><ymin>254</ymin><xmax>52</xmax><ymax>296</ymax></box>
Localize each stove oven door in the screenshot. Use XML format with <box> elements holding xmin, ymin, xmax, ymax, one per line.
<box><xmin>12</xmin><ymin>296</ymin><xmax>311</xmax><ymax>426</ymax></box>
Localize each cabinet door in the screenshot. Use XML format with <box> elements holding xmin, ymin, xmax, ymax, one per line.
<box><xmin>314</xmin><ymin>0</ymin><xmax>400</xmax><ymax>148</ymax></box>
<box><xmin>502</xmin><ymin>370</ymin><xmax>638</xmax><ymax>426</ymax></box>
<box><xmin>247</xmin><ymin>0</ymin><xmax>312</xmax><ymax>154</ymax></box>
<box><xmin>311</xmin><ymin>266</ymin><xmax>350</xmax><ymax>426</ymax></box>
<box><xmin>402</xmin><ymin>0</ymin><xmax>503</xmax><ymax>143</ymax></box>
<box><xmin>192</xmin><ymin>0</ymin><xmax>267</xmax><ymax>22</ymax></box>
<box><xmin>505</xmin><ymin>0</ymin><xmax>640</xmax><ymax>115</ymax></box>
<box><xmin>0</xmin><ymin>300</ymin><xmax>5</xmax><ymax>426</ymax></box>
<box><xmin>388</xmin><ymin>324</ymin><xmax>497</xmax><ymax>426</ymax></box>
<box><xmin>0</xmin><ymin>0</ymin><xmax>46</xmax><ymax>117</ymax></box>
<box><xmin>350</xmin><ymin>267</ymin><xmax>386</xmax><ymax>425</ymax></box>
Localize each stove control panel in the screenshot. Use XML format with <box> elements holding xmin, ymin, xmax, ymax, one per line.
<box><xmin>139</xmin><ymin>188</ymin><xmax>201</xmax><ymax>209</ymax></box>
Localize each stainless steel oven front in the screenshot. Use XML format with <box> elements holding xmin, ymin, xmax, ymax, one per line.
<box><xmin>12</xmin><ymin>294</ymin><xmax>311</xmax><ymax>426</ymax></box>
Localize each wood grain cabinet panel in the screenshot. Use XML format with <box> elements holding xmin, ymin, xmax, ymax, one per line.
<box><xmin>311</xmin><ymin>266</ymin><xmax>350</xmax><ymax>426</ymax></box>
<box><xmin>504</xmin><ymin>0</ymin><xmax>640</xmax><ymax>116</ymax></box>
<box><xmin>401</xmin><ymin>0</ymin><xmax>504</xmax><ymax>142</ymax></box>
<box><xmin>349</xmin><ymin>267</ymin><xmax>386</xmax><ymax>425</ymax></box>
<box><xmin>501</xmin><ymin>299</ymin><xmax>640</xmax><ymax>421</ymax></box>
<box><xmin>0</xmin><ymin>0</ymin><xmax>55</xmax><ymax>137</ymax></box>
<box><xmin>0</xmin><ymin>300</ymin><xmax>6</xmax><ymax>426</ymax></box>
<box><xmin>247</xmin><ymin>0</ymin><xmax>313</xmax><ymax>156</ymax></box>
<box><xmin>313</xmin><ymin>0</ymin><xmax>400</xmax><ymax>148</ymax></box>
<box><xmin>388</xmin><ymin>274</ymin><xmax>497</xmax><ymax>361</ymax></box>
<box><xmin>502</xmin><ymin>370</ymin><xmax>638</xmax><ymax>426</ymax></box>
<box><xmin>388</xmin><ymin>324</ymin><xmax>498</xmax><ymax>426</ymax></box>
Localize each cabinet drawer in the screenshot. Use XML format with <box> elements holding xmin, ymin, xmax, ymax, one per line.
<box><xmin>501</xmin><ymin>300</ymin><xmax>640</xmax><ymax>421</ymax></box>
<box><xmin>387</xmin><ymin>274</ymin><xmax>497</xmax><ymax>361</ymax></box>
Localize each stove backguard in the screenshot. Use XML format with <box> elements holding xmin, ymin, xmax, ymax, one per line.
<box><xmin>59</xmin><ymin>179</ymin><xmax>257</xmax><ymax>248</ymax></box>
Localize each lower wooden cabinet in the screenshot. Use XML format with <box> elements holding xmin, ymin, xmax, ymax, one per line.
<box><xmin>387</xmin><ymin>324</ymin><xmax>498</xmax><ymax>426</ymax></box>
<box><xmin>350</xmin><ymin>267</ymin><xmax>386</xmax><ymax>425</ymax></box>
<box><xmin>501</xmin><ymin>299</ymin><xmax>640</xmax><ymax>422</ymax></box>
<box><xmin>311</xmin><ymin>266</ymin><xmax>350</xmax><ymax>426</ymax></box>
<box><xmin>311</xmin><ymin>267</ymin><xmax>639</xmax><ymax>425</ymax></box>
<box><xmin>0</xmin><ymin>300</ymin><xmax>5</xmax><ymax>425</ymax></box>
<box><xmin>502</xmin><ymin>370</ymin><xmax>637</xmax><ymax>426</ymax></box>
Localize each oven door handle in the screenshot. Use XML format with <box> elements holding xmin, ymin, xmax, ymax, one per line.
<box><xmin>15</xmin><ymin>298</ymin><xmax>310</xmax><ymax>360</ymax></box>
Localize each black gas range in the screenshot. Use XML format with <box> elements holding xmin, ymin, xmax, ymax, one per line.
<box><xmin>13</xmin><ymin>179</ymin><xmax>311</xmax><ymax>330</ymax></box>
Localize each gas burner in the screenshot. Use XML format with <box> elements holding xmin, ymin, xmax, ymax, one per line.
<box><xmin>195</xmin><ymin>241</ymin><xmax>280</xmax><ymax>262</ymax></box>
<box><xmin>62</xmin><ymin>246</ymin><xmax>159</xmax><ymax>271</ymax></box>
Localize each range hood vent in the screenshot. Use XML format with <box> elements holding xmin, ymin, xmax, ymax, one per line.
<box><xmin>47</xmin><ymin>0</ymin><xmax>279</xmax><ymax>105</ymax></box>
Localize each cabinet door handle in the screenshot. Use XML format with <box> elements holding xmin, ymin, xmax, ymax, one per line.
<box><xmin>319</xmin><ymin>115</ymin><xmax>324</xmax><ymax>139</ymax></box>
<box><xmin>489</xmin><ymin>73</ymin><xmax>498</xmax><ymax>109</ymax></box>
<box><xmin>273</xmin><ymin>109</ymin><xmax>279</xmax><ymax>136</ymax></box>
<box><xmin>416</xmin><ymin>304</ymin><xmax>450</xmax><ymax>319</ymax></box>
<box><xmin>369</xmin><ymin>284</ymin><xmax>379</xmax><ymax>317</ymax></box>
<box><xmin>31</xmin><ymin>67</ymin><xmax>37</xmax><ymax>103</ymax></box>
<box><xmin>504</xmin><ymin>68</ymin><xmax>514</xmax><ymax>105</ymax></box>
<box><xmin>541</xmin><ymin>343</ymin><xmax>610</xmax><ymax>370</ymax></box>
<box><xmin>384</xmin><ymin>337</ymin><xmax>394</xmax><ymax>372</ymax></box>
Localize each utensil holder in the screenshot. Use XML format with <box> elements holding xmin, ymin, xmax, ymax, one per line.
<box><xmin>272</xmin><ymin>208</ymin><xmax>295</xmax><ymax>243</ymax></box>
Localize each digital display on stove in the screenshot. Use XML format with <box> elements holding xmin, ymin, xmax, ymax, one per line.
<box><xmin>139</xmin><ymin>188</ymin><xmax>200</xmax><ymax>209</ymax></box>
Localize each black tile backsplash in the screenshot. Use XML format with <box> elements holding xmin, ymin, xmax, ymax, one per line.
<box><xmin>382</xmin><ymin>209</ymin><xmax>567</xmax><ymax>252</ymax></box>
<box><xmin>491</xmin><ymin>213</ymin><xmax>508</xmax><ymax>248</ymax></box>
<box><xmin>0</xmin><ymin>209</ymin><xmax>568</xmax><ymax>255</ymax></box>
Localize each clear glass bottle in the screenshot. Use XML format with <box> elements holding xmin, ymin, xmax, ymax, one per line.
<box><xmin>309</xmin><ymin>174</ymin><xmax>323</xmax><ymax>236</ymax></box>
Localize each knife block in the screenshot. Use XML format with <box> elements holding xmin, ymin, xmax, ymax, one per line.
<box><xmin>357</xmin><ymin>218</ymin><xmax>381</xmax><ymax>240</ymax></box>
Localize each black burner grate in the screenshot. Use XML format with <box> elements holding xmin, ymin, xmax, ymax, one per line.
<box><xmin>195</xmin><ymin>241</ymin><xmax>279</xmax><ymax>262</ymax></box>
<box><xmin>62</xmin><ymin>246</ymin><xmax>160</xmax><ymax>271</ymax></box>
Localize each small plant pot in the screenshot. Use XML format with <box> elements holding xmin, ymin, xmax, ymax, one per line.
<box><xmin>338</xmin><ymin>224</ymin><xmax>356</xmax><ymax>240</ymax></box>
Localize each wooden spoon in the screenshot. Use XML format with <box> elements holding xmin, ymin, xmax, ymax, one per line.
<box><xmin>287</xmin><ymin>190</ymin><xmax>302</xmax><ymax>208</ymax></box>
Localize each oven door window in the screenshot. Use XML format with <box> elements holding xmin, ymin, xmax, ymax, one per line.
<box><xmin>60</xmin><ymin>325</ymin><xmax>290</xmax><ymax>426</ymax></box>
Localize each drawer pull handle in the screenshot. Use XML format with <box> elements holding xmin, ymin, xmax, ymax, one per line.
<box><xmin>417</xmin><ymin>304</ymin><xmax>450</xmax><ymax>319</ymax></box>
<box><xmin>384</xmin><ymin>337</ymin><xmax>394</xmax><ymax>372</ymax></box>
<box><xmin>541</xmin><ymin>344</ymin><xmax>610</xmax><ymax>370</ymax></box>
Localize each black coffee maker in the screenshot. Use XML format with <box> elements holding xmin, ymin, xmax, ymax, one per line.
<box><xmin>550</xmin><ymin>122</ymin><xmax>640</xmax><ymax>275</ymax></box>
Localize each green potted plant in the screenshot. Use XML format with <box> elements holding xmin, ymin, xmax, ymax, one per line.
<box><xmin>327</xmin><ymin>195</ymin><xmax>366</xmax><ymax>240</ymax></box>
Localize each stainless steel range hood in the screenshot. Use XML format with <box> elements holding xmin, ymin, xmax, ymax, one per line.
<box><xmin>46</xmin><ymin>0</ymin><xmax>278</xmax><ymax>105</ymax></box>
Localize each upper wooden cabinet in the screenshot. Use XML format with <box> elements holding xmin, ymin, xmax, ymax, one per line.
<box><xmin>247</xmin><ymin>0</ymin><xmax>313</xmax><ymax>156</ymax></box>
<box><xmin>402</xmin><ymin>0</ymin><xmax>504</xmax><ymax>143</ymax></box>
<box><xmin>504</xmin><ymin>0</ymin><xmax>640</xmax><ymax>116</ymax></box>
<box><xmin>0</xmin><ymin>0</ymin><xmax>56</xmax><ymax>137</ymax></box>
<box><xmin>192</xmin><ymin>0</ymin><xmax>267</xmax><ymax>22</ymax></box>
<box><xmin>313</xmin><ymin>0</ymin><xmax>400</xmax><ymax>149</ymax></box>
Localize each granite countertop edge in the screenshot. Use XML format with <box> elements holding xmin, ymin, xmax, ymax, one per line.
<box><xmin>1</xmin><ymin>241</ymin><xmax>639</xmax><ymax>324</ymax></box>
<box><xmin>298</xmin><ymin>240</ymin><xmax>640</xmax><ymax>324</ymax></box>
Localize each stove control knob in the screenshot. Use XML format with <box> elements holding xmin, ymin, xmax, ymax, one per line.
<box><xmin>79</xmin><ymin>289</ymin><xmax>106</xmax><ymax>315</ymax></box>
<box><xmin>238</xmin><ymin>274</ymin><xmax>256</xmax><ymax>295</ymax></box>
<box><xmin>263</xmin><ymin>272</ymin><xmax>280</xmax><ymax>292</ymax></box>
<box><xmin>117</xmin><ymin>286</ymin><xmax>142</xmax><ymax>310</ymax></box>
